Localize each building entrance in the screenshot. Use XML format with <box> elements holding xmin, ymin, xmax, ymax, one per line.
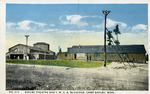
<box><xmin>10</xmin><ymin>54</ymin><xmax>24</xmax><ymax>59</ymax></box>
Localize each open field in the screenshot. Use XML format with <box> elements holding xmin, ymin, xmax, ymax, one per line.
<box><xmin>6</xmin><ymin>59</ymin><xmax>111</xmax><ymax>68</ymax></box>
<box><xmin>6</xmin><ymin>62</ymin><xmax>148</xmax><ymax>90</ymax></box>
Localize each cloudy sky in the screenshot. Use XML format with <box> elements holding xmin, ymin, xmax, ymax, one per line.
<box><xmin>6</xmin><ymin>4</ymin><xmax>148</xmax><ymax>53</ymax></box>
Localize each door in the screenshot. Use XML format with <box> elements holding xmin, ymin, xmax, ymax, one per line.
<box><xmin>74</xmin><ymin>54</ymin><xmax>77</xmax><ymax>59</ymax></box>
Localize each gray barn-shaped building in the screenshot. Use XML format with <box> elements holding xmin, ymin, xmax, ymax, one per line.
<box><xmin>57</xmin><ymin>45</ymin><xmax>146</xmax><ymax>63</ymax></box>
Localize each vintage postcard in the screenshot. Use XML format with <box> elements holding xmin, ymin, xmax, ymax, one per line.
<box><xmin>0</xmin><ymin>0</ymin><xmax>149</xmax><ymax>94</ymax></box>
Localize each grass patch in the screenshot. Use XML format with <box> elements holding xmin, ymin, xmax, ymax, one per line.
<box><xmin>6</xmin><ymin>59</ymin><xmax>112</xmax><ymax>68</ymax></box>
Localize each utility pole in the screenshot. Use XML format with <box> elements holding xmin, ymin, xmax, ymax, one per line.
<box><xmin>102</xmin><ymin>10</ymin><xmax>111</xmax><ymax>67</ymax></box>
<box><xmin>25</xmin><ymin>35</ymin><xmax>29</xmax><ymax>60</ymax></box>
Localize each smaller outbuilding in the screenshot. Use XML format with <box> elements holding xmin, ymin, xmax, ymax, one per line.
<box><xmin>6</xmin><ymin>42</ymin><xmax>56</xmax><ymax>60</ymax></box>
<box><xmin>57</xmin><ymin>45</ymin><xmax>147</xmax><ymax>63</ymax></box>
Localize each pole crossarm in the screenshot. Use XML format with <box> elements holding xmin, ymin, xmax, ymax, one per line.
<box><xmin>102</xmin><ymin>10</ymin><xmax>111</xmax><ymax>16</ymax></box>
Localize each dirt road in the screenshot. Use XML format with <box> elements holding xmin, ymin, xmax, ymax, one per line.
<box><xmin>6</xmin><ymin>62</ymin><xmax>148</xmax><ymax>90</ymax></box>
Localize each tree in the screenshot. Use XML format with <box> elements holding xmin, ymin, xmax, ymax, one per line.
<box><xmin>107</xmin><ymin>30</ymin><xmax>113</xmax><ymax>45</ymax></box>
<box><xmin>113</xmin><ymin>24</ymin><xmax>121</xmax><ymax>45</ymax></box>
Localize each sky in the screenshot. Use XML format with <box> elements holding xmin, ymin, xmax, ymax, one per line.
<box><xmin>6</xmin><ymin>4</ymin><xmax>148</xmax><ymax>53</ymax></box>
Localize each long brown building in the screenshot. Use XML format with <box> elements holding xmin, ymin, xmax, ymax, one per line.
<box><xmin>57</xmin><ymin>45</ymin><xmax>147</xmax><ymax>63</ymax></box>
<box><xmin>6</xmin><ymin>42</ymin><xmax>55</xmax><ymax>60</ymax></box>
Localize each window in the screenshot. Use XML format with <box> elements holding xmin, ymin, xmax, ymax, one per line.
<box><xmin>94</xmin><ymin>53</ymin><xmax>102</xmax><ymax>57</ymax></box>
<box><xmin>86</xmin><ymin>53</ymin><xmax>89</xmax><ymax>56</ymax></box>
<box><xmin>120</xmin><ymin>53</ymin><xmax>128</xmax><ymax>57</ymax></box>
<box><xmin>107</xmin><ymin>54</ymin><xmax>114</xmax><ymax>57</ymax></box>
<box><xmin>65</xmin><ymin>53</ymin><xmax>67</xmax><ymax>57</ymax></box>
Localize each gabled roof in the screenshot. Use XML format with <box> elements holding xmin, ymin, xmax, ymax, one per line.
<box><xmin>9</xmin><ymin>44</ymin><xmax>54</xmax><ymax>53</ymax></box>
<box><xmin>68</xmin><ymin>45</ymin><xmax>146</xmax><ymax>53</ymax></box>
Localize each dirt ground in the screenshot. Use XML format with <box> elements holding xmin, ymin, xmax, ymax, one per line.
<box><xmin>6</xmin><ymin>62</ymin><xmax>148</xmax><ymax>90</ymax></box>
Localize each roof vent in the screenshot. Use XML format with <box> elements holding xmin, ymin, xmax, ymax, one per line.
<box><xmin>79</xmin><ymin>44</ymin><xmax>81</xmax><ymax>48</ymax></box>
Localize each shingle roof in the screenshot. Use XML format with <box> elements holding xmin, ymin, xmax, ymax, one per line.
<box><xmin>68</xmin><ymin>45</ymin><xmax>146</xmax><ymax>53</ymax></box>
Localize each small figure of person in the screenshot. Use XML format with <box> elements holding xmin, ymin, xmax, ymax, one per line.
<box><xmin>89</xmin><ymin>55</ymin><xmax>92</xmax><ymax>61</ymax></box>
